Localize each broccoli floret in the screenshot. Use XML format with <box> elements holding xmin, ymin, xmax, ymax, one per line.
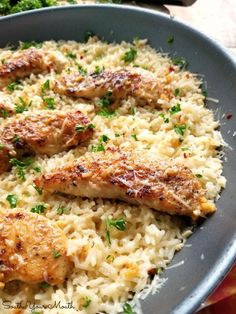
<box><xmin>10</xmin><ymin>0</ymin><xmax>57</xmax><ymax>14</ymax></box>
<box><xmin>0</xmin><ymin>0</ymin><xmax>11</xmax><ymax>14</ymax></box>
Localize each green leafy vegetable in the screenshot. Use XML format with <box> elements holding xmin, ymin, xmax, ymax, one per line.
<box><xmin>172</xmin><ymin>57</ymin><xmax>188</xmax><ymax>69</ymax></box>
<box><xmin>33</xmin><ymin>185</ymin><xmax>43</xmax><ymax>195</ymax></box>
<box><xmin>10</xmin><ymin>157</ymin><xmax>34</xmax><ymax>180</ymax></box>
<box><xmin>82</xmin><ymin>296</ymin><xmax>92</xmax><ymax>308</ymax></box>
<box><xmin>75</xmin><ymin>123</ymin><xmax>95</xmax><ymax>132</ymax></box>
<box><xmin>97</xmin><ymin>91</ymin><xmax>115</xmax><ymax>117</ymax></box>
<box><xmin>181</xmin><ymin>147</ymin><xmax>190</xmax><ymax>151</ymax></box>
<box><xmin>39</xmin><ymin>281</ymin><xmax>51</xmax><ymax>289</ymax></box>
<box><xmin>130</xmin><ymin>106</ymin><xmax>136</xmax><ymax>115</ymax></box>
<box><xmin>66</xmin><ymin>52</ymin><xmax>77</xmax><ymax>59</ymax></box>
<box><xmin>105</xmin><ymin>218</ymin><xmax>126</xmax><ymax>245</ymax></box>
<box><xmin>12</xmin><ymin>134</ymin><xmax>20</xmax><ymax>144</ymax></box>
<box><xmin>169</xmin><ymin>103</ymin><xmax>181</xmax><ymax>115</ymax></box>
<box><xmin>174</xmin><ymin>124</ymin><xmax>187</xmax><ymax>136</ymax></box>
<box><xmin>10</xmin><ymin>0</ymin><xmax>57</xmax><ymax>14</ymax></box>
<box><xmin>43</xmin><ymin>97</ymin><xmax>55</xmax><ymax>110</ymax></box>
<box><xmin>195</xmin><ymin>173</ymin><xmax>203</xmax><ymax>178</ymax></box>
<box><xmin>131</xmin><ymin>134</ymin><xmax>138</xmax><ymax>141</ymax></box>
<box><xmin>123</xmin><ymin>302</ymin><xmax>134</xmax><ymax>314</ymax></box>
<box><xmin>20</xmin><ymin>41</ymin><xmax>42</xmax><ymax>50</ymax></box>
<box><xmin>159</xmin><ymin>113</ymin><xmax>169</xmax><ymax>123</ymax></box>
<box><xmin>56</xmin><ymin>206</ymin><xmax>68</xmax><ymax>215</ymax></box>
<box><xmin>6</xmin><ymin>80</ymin><xmax>21</xmax><ymax>92</ymax></box>
<box><xmin>14</xmin><ymin>97</ymin><xmax>31</xmax><ymax>113</ymax></box>
<box><xmin>6</xmin><ymin>194</ymin><xmax>18</xmax><ymax>208</ymax></box>
<box><xmin>167</xmin><ymin>36</ymin><xmax>174</xmax><ymax>44</ymax></box>
<box><xmin>41</xmin><ymin>79</ymin><xmax>50</xmax><ymax>95</ymax></box>
<box><xmin>174</xmin><ymin>88</ymin><xmax>180</xmax><ymax>96</ymax></box>
<box><xmin>115</xmin><ymin>133</ymin><xmax>120</xmax><ymax>137</ymax></box>
<box><xmin>100</xmin><ymin>134</ymin><xmax>110</xmax><ymax>143</ymax></box>
<box><xmin>122</xmin><ymin>47</ymin><xmax>137</xmax><ymax>64</ymax></box>
<box><xmin>0</xmin><ymin>108</ymin><xmax>10</xmax><ymax>118</ymax></box>
<box><xmin>77</xmin><ymin>64</ymin><xmax>87</xmax><ymax>76</ymax></box>
<box><xmin>94</xmin><ymin>65</ymin><xmax>104</xmax><ymax>75</ymax></box>
<box><xmin>31</xmin><ymin>204</ymin><xmax>46</xmax><ymax>214</ymax></box>
<box><xmin>52</xmin><ymin>248</ymin><xmax>61</xmax><ymax>259</ymax></box>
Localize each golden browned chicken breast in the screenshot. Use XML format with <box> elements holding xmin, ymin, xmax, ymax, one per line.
<box><xmin>35</xmin><ymin>148</ymin><xmax>215</xmax><ymax>220</ymax></box>
<box><xmin>0</xmin><ymin>209</ymin><xmax>70</xmax><ymax>287</ymax></box>
<box><xmin>54</xmin><ymin>68</ymin><xmax>173</xmax><ymax>106</ymax></box>
<box><xmin>0</xmin><ymin>49</ymin><xmax>66</xmax><ymax>89</ymax></box>
<box><xmin>0</xmin><ymin>110</ymin><xmax>94</xmax><ymax>174</ymax></box>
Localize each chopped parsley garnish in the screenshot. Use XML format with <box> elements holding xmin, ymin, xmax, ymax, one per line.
<box><xmin>66</xmin><ymin>52</ymin><xmax>77</xmax><ymax>59</ymax></box>
<box><xmin>33</xmin><ymin>165</ymin><xmax>41</xmax><ymax>173</ymax></box>
<box><xmin>122</xmin><ymin>47</ymin><xmax>137</xmax><ymax>64</ymax></box>
<box><xmin>195</xmin><ymin>174</ymin><xmax>203</xmax><ymax>178</ymax></box>
<box><xmin>56</xmin><ymin>206</ymin><xmax>68</xmax><ymax>215</ymax></box>
<box><xmin>181</xmin><ymin>147</ymin><xmax>190</xmax><ymax>151</ymax></box>
<box><xmin>20</xmin><ymin>41</ymin><xmax>42</xmax><ymax>50</ymax></box>
<box><xmin>157</xmin><ymin>267</ymin><xmax>163</xmax><ymax>275</ymax></box>
<box><xmin>172</xmin><ymin>57</ymin><xmax>188</xmax><ymax>69</ymax></box>
<box><xmin>131</xmin><ymin>106</ymin><xmax>136</xmax><ymax>115</ymax></box>
<box><xmin>131</xmin><ymin>134</ymin><xmax>138</xmax><ymax>141</ymax></box>
<box><xmin>7</xmin><ymin>80</ymin><xmax>21</xmax><ymax>92</ymax></box>
<box><xmin>84</xmin><ymin>30</ymin><xmax>94</xmax><ymax>42</ymax></box>
<box><xmin>97</xmin><ymin>91</ymin><xmax>115</xmax><ymax>117</ymax></box>
<box><xmin>52</xmin><ymin>248</ymin><xmax>61</xmax><ymax>259</ymax></box>
<box><xmin>174</xmin><ymin>124</ymin><xmax>187</xmax><ymax>136</ymax></box>
<box><xmin>159</xmin><ymin>113</ymin><xmax>169</xmax><ymax>123</ymax></box>
<box><xmin>41</xmin><ymin>79</ymin><xmax>50</xmax><ymax>95</ymax></box>
<box><xmin>0</xmin><ymin>143</ymin><xmax>4</xmax><ymax>150</ymax></box>
<box><xmin>169</xmin><ymin>103</ymin><xmax>181</xmax><ymax>115</ymax></box>
<box><xmin>31</xmin><ymin>204</ymin><xmax>46</xmax><ymax>214</ymax></box>
<box><xmin>91</xmin><ymin>143</ymin><xmax>105</xmax><ymax>152</ymax></box>
<box><xmin>174</xmin><ymin>88</ymin><xmax>180</xmax><ymax>96</ymax></box>
<box><xmin>100</xmin><ymin>134</ymin><xmax>110</xmax><ymax>143</ymax></box>
<box><xmin>39</xmin><ymin>281</ymin><xmax>51</xmax><ymax>289</ymax></box>
<box><xmin>33</xmin><ymin>185</ymin><xmax>43</xmax><ymax>195</ymax></box>
<box><xmin>12</xmin><ymin>134</ymin><xmax>20</xmax><ymax>144</ymax></box>
<box><xmin>167</xmin><ymin>36</ymin><xmax>174</xmax><ymax>44</ymax></box>
<box><xmin>6</xmin><ymin>194</ymin><xmax>18</xmax><ymax>208</ymax></box>
<box><xmin>14</xmin><ymin>97</ymin><xmax>31</xmax><ymax>113</ymax></box>
<box><xmin>106</xmin><ymin>255</ymin><xmax>115</xmax><ymax>262</ymax></box>
<box><xmin>82</xmin><ymin>296</ymin><xmax>92</xmax><ymax>308</ymax></box>
<box><xmin>0</xmin><ymin>108</ymin><xmax>10</xmax><ymax>118</ymax></box>
<box><xmin>202</xmin><ymin>90</ymin><xmax>208</xmax><ymax>98</ymax></box>
<box><xmin>94</xmin><ymin>65</ymin><xmax>104</xmax><ymax>75</ymax></box>
<box><xmin>122</xmin><ymin>302</ymin><xmax>134</xmax><ymax>314</ymax></box>
<box><xmin>105</xmin><ymin>218</ymin><xmax>126</xmax><ymax>245</ymax></box>
<box><xmin>75</xmin><ymin>123</ymin><xmax>95</xmax><ymax>132</ymax></box>
<box><xmin>10</xmin><ymin>157</ymin><xmax>34</xmax><ymax>181</ymax></box>
<box><xmin>43</xmin><ymin>97</ymin><xmax>56</xmax><ymax>110</ymax></box>
<box><xmin>115</xmin><ymin>133</ymin><xmax>120</xmax><ymax>137</ymax></box>
<box><xmin>77</xmin><ymin>64</ymin><xmax>87</xmax><ymax>76</ymax></box>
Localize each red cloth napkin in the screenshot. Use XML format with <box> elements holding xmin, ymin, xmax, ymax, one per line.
<box><xmin>198</xmin><ymin>264</ymin><xmax>236</xmax><ymax>313</ymax></box>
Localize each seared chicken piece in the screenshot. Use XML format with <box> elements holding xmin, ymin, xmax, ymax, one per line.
<box><xmin>0</xmin><ymin>110</ymin><xmax>94</xmax><ymax>174</ymax></box>
<box><xmin>35</xmin><ymin>148</ymin><xmax>215</xmax><ymax>220</ymax></box>
<box><xmin>54</xmin><ymin>68</ymin><xmax>173</xmax><ymax>106</ymax></box>
<box><xmin>0</xmin><ymin>49</ymin><xmax>66</xmax><ymax>89</ymax></box>
<box><xmin>0</xmin><ymin>210</ymin><xmax>70</xmax><ymax>286</ymax></box>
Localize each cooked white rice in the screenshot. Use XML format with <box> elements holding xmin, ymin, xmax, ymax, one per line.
<box><xmin>0</xmin><ymin>37</ymin><xmax>226</xmax><ymax>314</ymax></box>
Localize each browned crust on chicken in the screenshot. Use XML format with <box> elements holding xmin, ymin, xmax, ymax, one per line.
<box><xmin>0</xmin><ymin>210</ymin><xmax>70</xmax><ymax>286</ymax></box>
<box><xmin>35</xmin><ymin>147</ymin><xmax>215</xmax><ymax>220</ymax></box>
<box><xmin>0</xmin><ymin>49</ymin><xmax>66</xmax><ymax>89</ymax></box>
<box><xmin>54</xmin><ymin>68</ymin><xmax>173</xmax><ymax>106</ymax></box>
<box><xmin>0</xmin><ymin>110</ymin><xmax>94</xmax><ymax>174</ymax></box>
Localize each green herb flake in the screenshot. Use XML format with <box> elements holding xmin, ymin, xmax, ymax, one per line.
<box><xmin>174</xmin><ymin>88</ymin><xmax>180</xmax><ymax>96</ymax></box>
<box><xmin>181</xmin><ymin>147</ymin><xmax>190</xmax><ymax>151</ymax></box>
<box><xmin>82</xmin><ymin>296</ymin><xmax>92</xmax><ymax>308</ymax></box>
<box><xmin>172</xmin><ymin>57</ymin><xmax>188</xmax><ymax>69</ymax></box>
<box><xmin>131</xmin><ymin>134</ymin><xmax>138</xmax><ymax>141</ymax></box>
<box><xmin>167</xmin><ymin>36</ymin><xmax>174</xmax><ymax>44</ymax></box>
<box><xmin>100</xmin><ymin>134</ymin><xmax>110</xmax><ymax>143</ymax></box>
<box><xmin>84</xmin><ymin>30</ymin><xmax>94</xmax><ymax>42</ymax></box>
<box><xmin>106</xmin><ymin>255</ymin><xmax>115</xmax><ymax>262</ymax></box>
<box><xmin>52</xmin><ymin>248</ymin><xmax>61</xmax><ymax>259</ymax></box>
<box><xmin>14</xmin><ymin>97</ymin><xmax>30</xmax><ymax>113</ymax></box>
<box><xmin>6</xmin><ymin>194</ymin><xmax>18</xmax><ymax>208</ymax></box>
<box><xmin>31</xmin><ymin>204</ymin><xmax>46</xmax><ymax>214</ymax></box>
<box><xmin>202</xmin><ymin>90</ymin><xmax>208</xmax><ymax>98</ymax></box>
<box><xmin>123</xmin><ymin>302</ymin><xmax>134</xmax><ymax>314</ymax></box>
<box><xmin>0</xmin><ymin>143</ymin><xmax>4</xmax><ymax>150</ymax></box>
<box><xmin>6</xmin><ymin>81</ymin><xmax>21</xmax><ymax>92</ymax></box>
<box><xmin>91</xmin><ymin>143</ymin><xmax>105</xmax><ymax>152</ymax></box>
<box><xmin>66</xmin><ymin>52</ymin><xmax>77</xmax><ymax>59</ymax></box>
<box><xmin>122</xmin><ymin>47</ymin><xmax>137</xmax><ymax>64</ymax></box>
<box><xmin>98</xmin><ymin>90</ymin><xmax>113</xmax><ymax>107</ymax></box>
<box><xmin>159</xmin><ymin>113</ymin><xmax>169</xmax><ymax>123</ymax></box>
<box><xmin>157</xmin><ymin>267</ymin><xmax>163</xmax><ymax>275</ymax></box>
<box><xmin>12</xmin><ymin>134</ymin><xmax>20</xmax><ymax>144</ymax></box>
<box><xmin>10</xmin><ymin>157</ymin><xmax>34</xmax><ymax>181</ymax></box>
<box><xmin>94</xmin><ymin>65</ymin><xmax>104</xmax><ymax>75</ymax></box>
<box><xmin>169</xmin><ymin>103</ymin><xmax>181</xmax><ymax>115</ymax></box>
<box><xmin>131</xmin><ymin>106</ymin><xmax>136</xmax><ymax>115</ymax></box>
<box><xmin>77</xmin><ymin>64</ymin><xmax>87</xmax><ymax>76</ymax></box>
<box><xmin>174</xmin><ymin>124</ymin><xmax>187</xmax><ymax>136</ymax></box>
<box><xmin>115</xmin><ymin>133</ymin><xmax>120</xmax><ymax>137</ymax></box>
<box><xmin>195</xmin><ymin>174</ymin><xmax>203</xmax><ymax>178</ymax></box>
<box><xmin>41</xmin><ymin>79</ymin><xmax>50</xmax><ymax>95</ymax></box>
<box><xmin>20</xmin><ymin>41</ymin><xmax>42</xmax><ymax>50</ymax></box>
<box><xmin>0</xmin><ymin>108</ymin><xmax>10</xmax><ymax>118</ymax></box>
<box><xmin>75</xmin><ymin>123</ymin><xmax>95</xmax><ymax>132</ymax></box>
<box><xmin>39</xmin><ymin>281</ymin><xmax>51</xmax><ymax>289</ymax></box>
<box><xmin>33</xmin><ymin>185</ymin><xmax>43</xmax><ymax>195</ymax></box>
<box><xmin>43</xmin><ymin>97</ymin><xmax>55</xmax><ymax>110</ymax></box>
<box><xmin>105</xmin><ymin>218</ymin><xmax>126</xmax><ymax>245</ymax></box>
<box><xmin>56</xmin><ymin>206</ymin><xmax>68</xmax><ymax>215</ymax></box>
<box><xmin>97</xmin><ymin>107</ymin><xmax>115</xmax><ymax>117</ymax></box>
<box><xmin>33</xmin><ymin>165</ymin><xmax>41</xmax><ymax>173</ymax></box>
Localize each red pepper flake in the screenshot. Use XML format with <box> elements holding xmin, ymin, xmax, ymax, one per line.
<box><xmin>169</xmin><ymin>66</ymin><xmax>175</xmax><ymax>72</ymax></box>
<box><xmin>183</xmin><ymin>153</ymin><xmax>187</xmax><ymax>159</ymax></box>
<box><xmin>226</xmin><ymin>112</ymin><xmax>233</xmax><ymax>120</ymax></box>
